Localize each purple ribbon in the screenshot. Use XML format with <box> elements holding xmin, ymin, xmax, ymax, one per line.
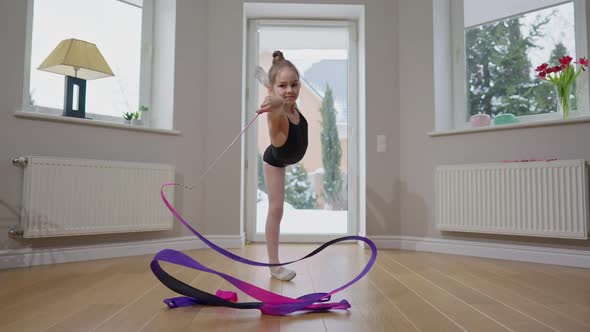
<box><xmin>151</xmin><ymin>182</ymin><xmax>377</xmax><ymax>315</ymax></box>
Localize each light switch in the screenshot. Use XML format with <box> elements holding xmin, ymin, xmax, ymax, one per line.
<box><xmin>377</xmin><ymin>135</ymin><xmax>386</xmax><ymax>152</ymax></box>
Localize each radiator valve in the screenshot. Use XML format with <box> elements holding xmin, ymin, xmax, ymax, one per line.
<box><xmin>12</xmin><ymin>157</ymin><xmax>28</xmax><ymax>168</ymax></box>
<box><xmin>8</xmin><ymin>228</ymin><xmax>23</xmax><ymax>239</ymax></box>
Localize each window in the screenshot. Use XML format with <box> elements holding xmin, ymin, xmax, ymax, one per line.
<box><xmin>451</xmin><ymin>0</ymin><xmax>589</xmax><ymax>128</ymax></box>
<box><xmin>23</xmin><ymin>0</ymin><xmax>153</xmax><ymax>124</ymax></box>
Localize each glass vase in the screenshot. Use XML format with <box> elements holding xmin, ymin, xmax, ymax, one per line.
<box><xmin>555</xmin><ymin>84</ymin><xmax>572</xmax><ymax>119</ymax></box>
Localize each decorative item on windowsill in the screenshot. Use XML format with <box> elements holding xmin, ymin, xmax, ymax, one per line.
<box><xmin>493</xmin><ymin>112</ymin><xmax>518</xmax><ymax>125</ymax></box>
<box><xmin>37</xmin><ymin>38</ymin><xmax>114</xmax><ymax>119</ymax></box>
<box><xmin>469</xmin><ymin>112</ymin><xmax>491</xmax><ymax>127</ymax></box>
<box><xmin>131</xmin><ymin>105</ymin><xmax>149</xmax><ymax>126</ymax></box>
<box><xmin>123</xmin><ymin>112</ymin><xmax>134</xmax><ymax>124</ymax></box>
<box><xmin>536</xmin><ymin>55</ymin><xmax>588</xmax><ymax>119</ymax></box>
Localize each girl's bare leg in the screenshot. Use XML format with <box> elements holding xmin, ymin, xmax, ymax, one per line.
<box><xmin>263</xmin><ymin>162</ymin><xmax>296</xmax><ymax>280</ymax></box>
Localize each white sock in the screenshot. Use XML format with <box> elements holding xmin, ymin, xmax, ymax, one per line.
<box><xmin>269</xmin><ymin>266</ymin><xmax>296</xmax><ymax>281</ymax></box>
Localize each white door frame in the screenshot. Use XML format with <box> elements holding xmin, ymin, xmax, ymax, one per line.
<box><xmin>244</xmin><ymin>19</ymin><xmax>360</xmax><ymax>243</ymax></box>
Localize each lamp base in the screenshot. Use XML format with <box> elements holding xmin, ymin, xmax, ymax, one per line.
<box><xmin>63</xmin><ymin>76</ymin><xmax>86</xmax><ymax>118</ymax></box>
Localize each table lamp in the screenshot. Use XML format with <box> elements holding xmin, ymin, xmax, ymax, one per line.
<box><xmin>38</xmin><ymin>38</ymin><xmax>114</xmax><ymax>118</ymax></box>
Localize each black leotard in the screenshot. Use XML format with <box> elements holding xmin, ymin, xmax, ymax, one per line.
<box><xmin>263</xmin><ymin>110</ymin><xmax>308</xmax><ymax>168</ymax></box>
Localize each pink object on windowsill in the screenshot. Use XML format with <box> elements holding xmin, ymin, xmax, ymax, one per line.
<box><xmin>469</xmin><ymin>113</ymin><xmax>491</xmax><ymax>127</ymax></box>
<box><xmin>501</xmin><ymin>158</ymin><xmax>558</xmax><ymax>163</ymax></box>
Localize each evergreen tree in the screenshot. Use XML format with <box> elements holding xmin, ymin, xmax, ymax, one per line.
<box><xmin>284</xmin><ymin>164</ymin><xmax>316</xmax><ymax>209</ymax></box>
<box><xmin>465</xmin><ymin>15</ymin><xmax>550</xmax><ymax>118</ymax></box>
<box><xmin>319</xmin><ymin>84</ymin><xmax>344</xmax><ymax>209</ymax></box>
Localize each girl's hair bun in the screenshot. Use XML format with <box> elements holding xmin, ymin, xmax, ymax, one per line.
<box><xmin>272</xmin><ymin>50</ymin><xmax>284</xmax><ymax>64</ymax></box>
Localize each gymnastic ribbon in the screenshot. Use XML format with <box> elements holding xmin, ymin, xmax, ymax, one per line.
<box><xmin>150</xmin><ymin>113</ymin><xmax>378</xmax><ymax>316</ymax></box>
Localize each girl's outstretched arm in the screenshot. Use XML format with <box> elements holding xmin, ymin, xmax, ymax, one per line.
<box><xmin>258</xmin><ymin>95</ymin><xmax>287</xmax><ymax>146</ymax></box>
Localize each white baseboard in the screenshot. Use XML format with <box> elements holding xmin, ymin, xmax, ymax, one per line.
<box><xmin>0</xmin><ymin>233</ymin><xmax>245</xmax><ymax>269</ymax></box>
<box><xmin>370</xmin><ymin>236</ymin><xmax>590</xmax><ymax>268</ymax></box>
<box><xmin>3</xmin><ymin>234</ymin><xmax>587</xmax><ymax>269</ymax></box>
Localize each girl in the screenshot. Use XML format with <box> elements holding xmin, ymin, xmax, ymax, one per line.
<box><xmin>256</xmin><ymin>51</ymin><xmax>308</xmax><ymax>281</ymax></box>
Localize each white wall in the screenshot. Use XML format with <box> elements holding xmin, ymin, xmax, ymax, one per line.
<box><xmin>0</xmin><ymin>0</ymin><xmax>401</xmax><ymax>255</ymax></box>
<box><xmin>398</xmin><ymin>0</ymin><xmax>590</xmax><ymax>250</ymax></box>
<box><xmin>0</xmin><ymin>0</ymin><xmax>210</xmax><ymax>250</ymax></box>
<box><xmin>2</xmin><ymin>0</ymin><xmax>587</xmax><ymax>265</ymax></box>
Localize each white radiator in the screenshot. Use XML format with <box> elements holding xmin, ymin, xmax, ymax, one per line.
<box><xmin>19</xmin><ymin>156</ymin><xmax>175</xmax><ymax>238</ymax></box>
<box><xmin>435</xmin><ymin>160</ymin><xmax>589</xmax><ymax>239</ymax></box>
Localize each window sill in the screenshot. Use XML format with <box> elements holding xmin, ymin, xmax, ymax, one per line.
<box><xmin>428</xmin><ymin>115</ymin><xmax>590</xmax><ymax>137</ymax></box>
<box><xmin>14</xmin><ymin>111</ymin><xmax>181</xmax><ymax>136</ymax></box>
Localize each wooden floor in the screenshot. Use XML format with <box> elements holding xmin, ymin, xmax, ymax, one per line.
<box><xmin>0</xmin><ymin>244</ymin><xmax>589</xmax><ymax>332</ymax></box>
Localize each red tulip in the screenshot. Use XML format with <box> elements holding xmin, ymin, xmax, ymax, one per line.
<box><xmin>535</xmin><ymin>63</ymin><xmax>549</xmax><ymax>72</ymax></box>
<box><xmin>536</xmin><ymin>55</ymin><xmax>587</xmax><ymax>86</ymax></box>
<box><xmin>559</xmin><ymin>55</ymin><xmax>573</xmax><ymax>66</ymax></box>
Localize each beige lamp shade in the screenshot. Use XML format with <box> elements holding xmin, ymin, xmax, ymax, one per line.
<box><xmin>38</xmin><ymin>38</ymin><xmax>114</xmax><ymax>80</ymax></box>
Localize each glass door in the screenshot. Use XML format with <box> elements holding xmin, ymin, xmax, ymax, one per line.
<box><xmin>245</xmin><ymin>19</ymin><xmax>358</xmax><ymax>243</ymax></box>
